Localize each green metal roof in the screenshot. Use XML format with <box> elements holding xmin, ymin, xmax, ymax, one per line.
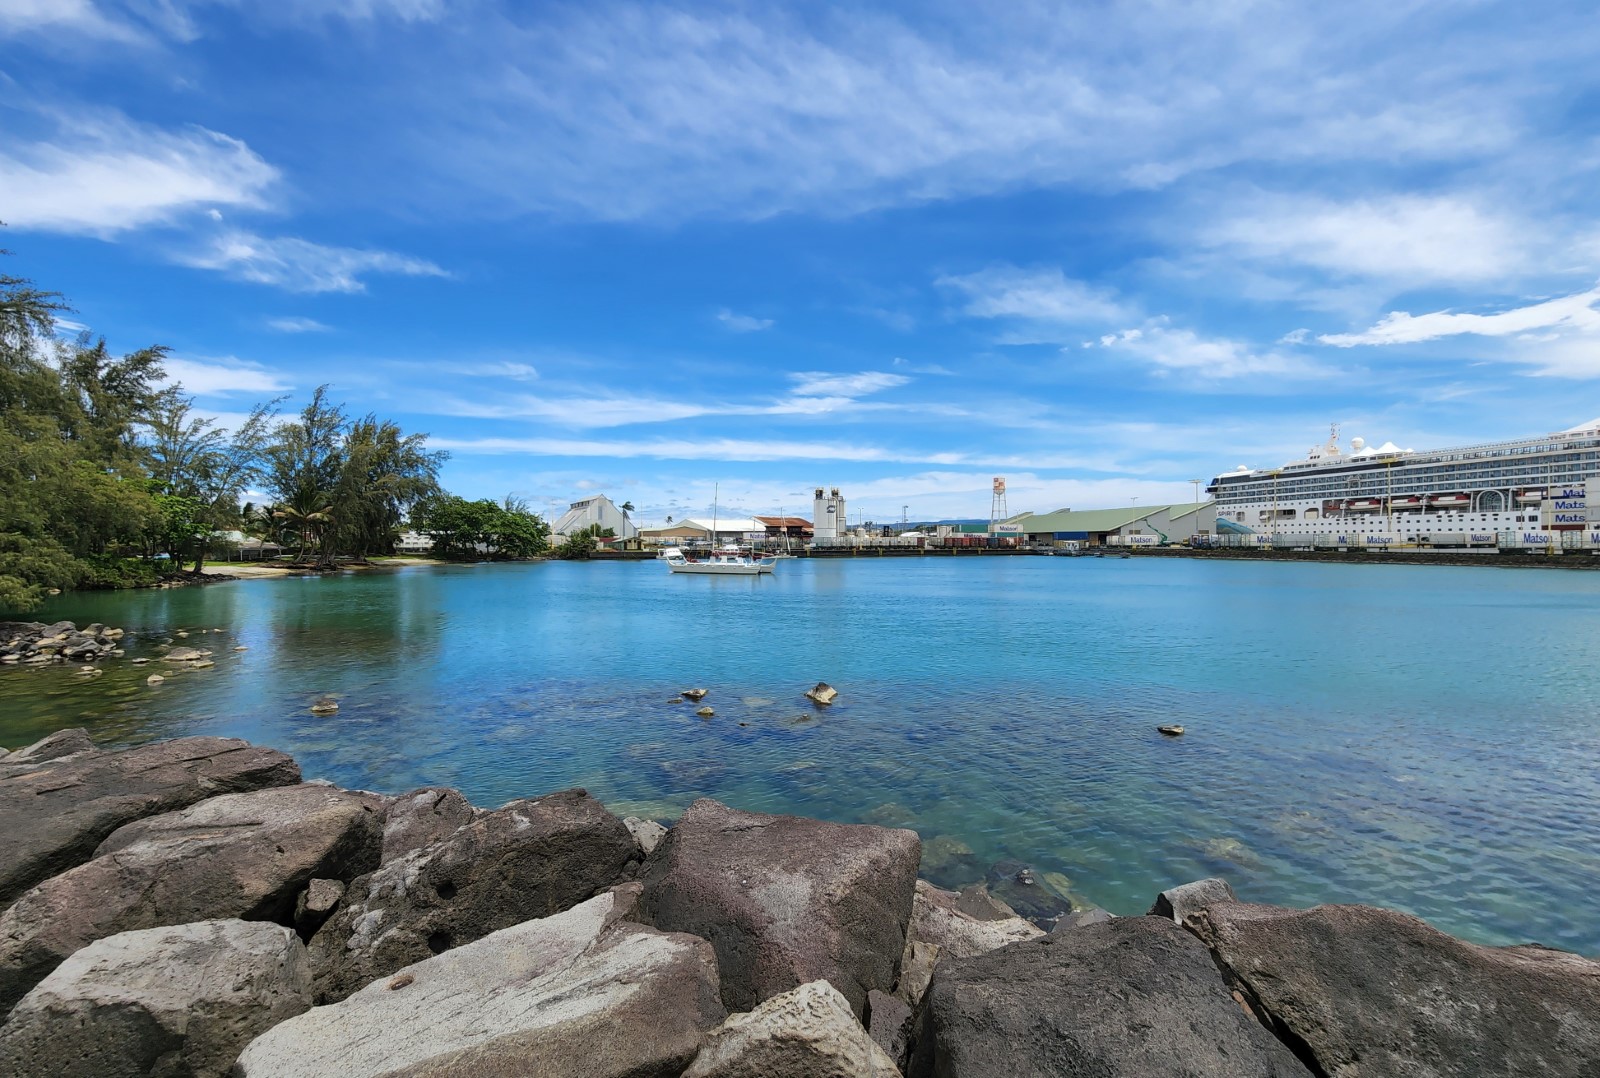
<box><xmin>1004</xmin><ymin>501</ymin><xmax>1212</xmax><ymax>534</ymax></box>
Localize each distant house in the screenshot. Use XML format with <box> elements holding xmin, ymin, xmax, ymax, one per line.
<box><xmin>395</xmin><ymin>531</ymin><xmax>435</xmax><ymax>553</ymax></box>
<box><xmin>549</xmin><ymin>495</ymin><xmax>638</xmax><ymax>541</ymax></box>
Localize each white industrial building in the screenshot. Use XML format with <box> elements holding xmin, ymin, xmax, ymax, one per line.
<box><xmin>549</xmin><ymin>495</ymin><xmax>638</xmax><ymax>541</ymax></box>
<box><xmin>812</xmin><ymin>487</ymin><xmax>846</xmax><ymax>541</ymax></box>
<box><xmin>637</xmin><ymin>517</ymin><xmax>764</xmax><ymax>547</ymax></box>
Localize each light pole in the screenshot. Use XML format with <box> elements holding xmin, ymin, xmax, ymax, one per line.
<box><xmin>1190</xmin><ymin>479</ymin><xmax>1201</xmax><ymax>505</ymax></box>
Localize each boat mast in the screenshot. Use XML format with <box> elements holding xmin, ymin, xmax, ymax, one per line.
<box><xmin>712</xmin><ymin>483</ymin><xmax>718</xmax><ymax>556</ymax></box>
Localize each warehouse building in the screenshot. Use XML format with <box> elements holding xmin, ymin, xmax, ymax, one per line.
<box><xmin>1001</xmin><ymin>501</ymin><xmax>1215</xmax><ymax>546</ymax></box>
<box><xmin>549</xmin><ymin>495</ymin><xmax>638</xmax><ymax>542</ymax></box>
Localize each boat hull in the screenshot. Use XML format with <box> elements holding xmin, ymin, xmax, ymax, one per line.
<box><xmin>667</xmin><ymin>562</ymin><xmax>773</xmax><ymax>575</ymax></box>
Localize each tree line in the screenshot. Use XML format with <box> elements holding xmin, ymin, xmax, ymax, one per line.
<box><xmin>1</xmin><ymin>255</ymin><xmax>551</xmax><ymax>613</ymax></box>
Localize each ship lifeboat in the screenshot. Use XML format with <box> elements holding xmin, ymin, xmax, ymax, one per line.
<box><xmin>1345</xmin><ymin>498</ymin><xmax>1383</xmax><ymax>513</ymax></box>
<box><xmin>1515</xmin><ymin>487</ymin><xmax>1545</xmax><ymax>504</ymax></box>
<box><xmin>1427</xmin><ymin>492</ymin><xmax>1471</xmax><ymax>509</ymax></box>
<box><xmin>1390</xmin><ymin>495</ymin><xmax>1424</xmax><ymax>510</ymax></box>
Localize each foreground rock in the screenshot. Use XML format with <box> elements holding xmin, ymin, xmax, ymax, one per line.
<box><xmin>1189</xmin><ymin>901</ymin><xmax>1600</xmax><ymax>1078</ymax></box>
<box><xmin>308</xmin><ymin>788</ymin><xmax>637</xmax><ymax>1002</ymax></box>
<box><xmin>379</xmin><ymin>786</ymin><xmax>478</xmax><ymax>863</ymax></box>
<box><xmin>909</xmin><ymin>880</ymin><xmax>1043</xmax><ymax>958</ymax></box>
<box><xmin>0</xmin><ymin>736</ymin><xmax>301</xmax><ymax>908</ymax></box>
<box><xmin>0</xmin><ymin>728</ymin><xmax>96</xmax><ymax>772</ymax></box>
<box><xmin>0</xmin><ymin>920</ymin><xmax>310</xmax><ymax>1078</ymax></box>
<box><xmin>0</xmin><ymin>784</ymin><xmax>382</xmax><ymax>1015</ymax></box>
<box><xmin>908</xmin><ymin>917</ymin><xmax>1313</xmax><ymax>1077</ymax></box>
<box><xmin>1150</xmin><ymin>876</ymin><xmax>1237</xmax><ymax>923</ymax></box>
<box><xmin>237</xmin><ymin>890</ymin><xmax>725</xmax><ymax>1078</ymax></box>
<box><xmin>683</xmin><ymin>979</ymin><xmax>901</xmax><ymax>1078</ymax></box>
<box><xmin>639</xmin><ymin>797</ymin><xmax>919</xmax><ymax>1017</ymax></box>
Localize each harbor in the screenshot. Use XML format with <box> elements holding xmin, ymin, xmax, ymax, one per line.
<box><xmin>5</xmin><ymin>555</ymin><xmax>1599</xmax><ymax>960</ymax></box>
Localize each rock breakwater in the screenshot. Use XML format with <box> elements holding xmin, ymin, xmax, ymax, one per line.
<box><xmin>0</xmin><ymin>729</ymin><xmax>1595</xmax><ymax>1077</ymax></box>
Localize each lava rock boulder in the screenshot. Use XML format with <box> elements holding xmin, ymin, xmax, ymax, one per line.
<box><xmin>638</xmin><ymin>797</ymin><xmax>920</xmax><ymax>1018</ymax></box>
<box><xmin>0</xmin><ymin>736</ymin><xmax>300</xmax><ymax>908</ymax></box>
<box><xmin>307</xmin><ymin>788</ymin><xmax>637</xmax><ymax>1003</ymax></box>
<box><xmin>1188</xmin><ymin>901</ymin><xmax>1600</xmax><ymax>1078</ymax></box>
<box><xmin>907</xmin><ymin>916</ymin><xmax>1313</xmax><ymax>1077</ymax></box>
<box><xmin>238</xmin><ymin>890</ymin><xmax>725</xmax><ymax>1078</ymax></box>
<box><xmin>0</xmin><ymin>919</ymin><xmax>311</xmax><ymax>1078</ymax></box>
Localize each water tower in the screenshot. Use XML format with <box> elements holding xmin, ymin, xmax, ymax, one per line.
<box><xmin>990</xmin><ymin>477</ymin><xmax>1008</xmax><ymax>528</ymax></box>
<box><xmin>813</xmin><ymin>487</ymin><xmax>846</xmax><ymax>541</ymax></box>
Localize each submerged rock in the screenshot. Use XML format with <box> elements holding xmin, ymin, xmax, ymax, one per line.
<box><xmin>307</xmin><ymin>788</ymin><xmax>637</xmax><ymax>1003</ymax></box>
<box><xmin>1188</xmin><ymin>901</ymin><xmax>1600</xmax><ymax>1078</ymax></box>
<box><xmin>984</xmin><ymin>860</ymin><xmax>1074</xmax><ymax>926</ymax></box>
<box><xmin>238</xmin><ymin>890</ymin><xmax>725</xmax><ymax>1078</ymax></box>
<box><xmin>908</xmin><ymin>918</ymin><xmax>1313</xmax><ymax>1077</ymax></box>
<box><xmin>638</xmin><ymin>797</ymin><xmax>919</xmax><ymax>1018</ymax></box>
<box><xmin>0</xmin><ymin>920</ymin><xmax>311</xmax><ymax>1078</ymax></box>
<box><xmin>683</xmin><ymin>979</ymin><xmax>901</xmax><ymax>1078</ymax></box>
<box><xmin>0</xmin><ymin>735</ymin><xmax>300</xmax><ymax>909</ymax></box>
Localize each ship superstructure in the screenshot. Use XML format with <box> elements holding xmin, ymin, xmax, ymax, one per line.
<box><xmin>1208</xmin><ymin>420</ymin><xmax>1600</xmax><ymax>546</ymax></box>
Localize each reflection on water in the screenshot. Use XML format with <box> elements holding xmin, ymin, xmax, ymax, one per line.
<box><xmin>4</xmin><ymin>557</ymin><xmax>1599</xmax><ymax>953</ymax></box>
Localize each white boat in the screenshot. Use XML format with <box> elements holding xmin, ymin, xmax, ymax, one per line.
<box><xmin>664</xmin><ymin>483</ymin><xmax>780</xmax><ymax>575</ymax></box>
<box><xmin>662</xmin><ymin>546</ymin><xmax>776</xmax><ymax>575</ymax></box>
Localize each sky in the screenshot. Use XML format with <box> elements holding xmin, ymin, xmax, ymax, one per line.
<box><xmin>3</xmin><ymin>1</ymin><xmax>1600</xmax><ymax>525</ymax></box>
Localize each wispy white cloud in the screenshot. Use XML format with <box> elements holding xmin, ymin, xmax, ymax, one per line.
<box><xmin>0</xmin><ymin>0</ymin><xmax>448</xmax><ymax>43</ymax></box>
<box><xmin>373</xmin><ymin>4</ymin><xmax>1556</xmax><ymax>222</ymax></box>
<box><xmin>162</xmin><ymin>355</ymin><xmax>291</xmax><ymax>396</ymax></box>
<box><xmin>0</xmin><ymin>0</ymin><xmax>147</xmax><ymax>42</ymax></box>
<box><xmin>938</xmin><ymin>266</ymin><xmax>1130</xmax><ymax>325</ymax></box>
<box><xmin>716</xmin><ymin>309</ymin><xmax>773</xmax><ymax>333</ymax></box>
<box><xmin>788</xmin><ymin>370</ymin><xmax>908</xmax><ymax>398</ymax></box>
<box><xmin>1319</xmin><ymin>285</ymin><xmax>1600</xmax><ymax>346</ymax></box>
<box><xmin>265</xmin><ymin>316</ymin><xmax>332</xmax><ymax>333</ymax></box>
<box><xmin>178</xmin><ymin>230</ymin><xmax>446</xmax><ymax>293</ymax></box>
<box><xmin>1203</xmin><ymin>194</ymin><xmax>1530</xmax><ymax>285</ymax></box>
<box><xmin>1080</xmin><ymin>320</ymin><xmax>1323</xmax><ymax>380</ymax></box>
<box><xmin>0</xmin><ymin>109</ymin><xmax>276</xmax><ymax>235</ymax></box>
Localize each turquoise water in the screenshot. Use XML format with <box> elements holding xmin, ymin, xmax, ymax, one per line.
<box><xmin>4</xmin><ymin>557</ymin><xmax>1598</xmax><ymax>953</ymax></box>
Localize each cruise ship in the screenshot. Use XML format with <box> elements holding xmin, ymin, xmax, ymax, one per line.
<box><xmin>1207</xmin><ymin>420</ymin><xmax>1600</xmax><ymax>549</ymax></box>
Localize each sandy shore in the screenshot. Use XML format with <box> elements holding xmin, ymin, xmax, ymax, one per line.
<box><xmin>198</xmin><ymin>557</ymin><xmax>439</xmax><ymax>579</ymax></box>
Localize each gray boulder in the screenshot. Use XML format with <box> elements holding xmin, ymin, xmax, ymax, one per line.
<box><xmin>684</xmin><ymin>979</ymin><xmax>901</xmax><ymax>1078</ymax></box>
<box><xmin>1188</xmin><ymin>901</ymin><xmax>1600</xmax><ymax>1078</ymax></box>
<box><xmin>867</xmin><ymin>988</ymin><xmax>914</xmax><ymax>1070</ymax></box>
<box><xmin>624</xmin><ymin>815</ymin><xmax>668</xmax><ymax>856</ymax></box>
<box><xmin>907</xmin><ymin>916</ymin><xmax>1313</xmax><ymax>1077</ymax></box>
<box><xmin>1150</xmin><ymin>876</ymin><xmax>1237</xmax><ymax>923</ymax></box>
<box><xmin>236</xmin><ymin>890</ymin><xmax>725</xmax><ymax>1078</ymax></box>
<box><xmin>307</xmin><ymin>788</ymin><xmax>637</xmax><ymax>1002</ymax></box>
<box><xmin>638</xmin><ymin>797</ymin><xmax>920</xmax><ymax>1018</ymax></box>
<box><xmin>910</xmin><ymin>879</ymin><xmax>1043</xmax><ymax>958</ymax></box>
<box><xmin>0</xmin><ymin>920</ymin><xmax>311</xmax><ymax>1078</ymax></box>
<box><xmin>293</xmin><ymin>878</ymin><xmax>346</xmax><ymax>937</ymax></box>
<box><xmin>0</xmin><ymin>736</ymin><xmax>300</xmax><ymax>908</ymax></box>
<box><xmin>0</xmin><ymin>784</ymin><xmax>382</xmax><ymax>1015</ymax></box>
<box><xmin>1050</xmin><ymin>906</ymin><xmax>1115</xmax><ymax>933</ymax></box>
<box><xmin>2</xmin><ymin>728</ymin><xmax>96</xmax><ymax>768</ymax></box>
<box><xmin>380</xmin><ymin>786</ymin><xmax>478</xmax><ymax>864</ymax></box>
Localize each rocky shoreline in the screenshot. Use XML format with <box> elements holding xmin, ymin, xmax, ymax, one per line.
<box><xmin>0</xmin><ymin>731</ymin><xmax>1595</xmax><ymax>1077</ymax></box>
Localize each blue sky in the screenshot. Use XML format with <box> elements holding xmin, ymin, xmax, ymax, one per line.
<box><xmin>3</xmin><ymin>1</ymin><xmax>1600</xmax><ymax>525</ymax></box>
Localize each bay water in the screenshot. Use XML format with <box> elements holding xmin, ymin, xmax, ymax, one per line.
<box><xmin>4</xmin><ymin>556</ymin><xmax>1597</xmax><ymax>954</ymax></box>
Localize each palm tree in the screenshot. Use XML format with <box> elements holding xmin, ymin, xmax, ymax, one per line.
<box><xmin>620</xmin><ymin>501</ymin><xmax>634</xmax><ymax>544</ymax></box>
<box><xmin>273</xmin><ymin>487</ymin><xmax>335</xmax><ymax>565</ymax></box>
